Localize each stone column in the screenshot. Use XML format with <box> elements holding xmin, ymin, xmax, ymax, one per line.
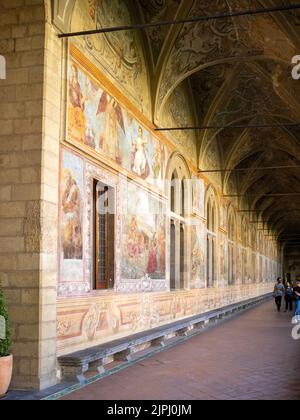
<box><xmin>0</xmin><ymin>0</ymin><xmax>59</xmax><ymax>390</ymax></box>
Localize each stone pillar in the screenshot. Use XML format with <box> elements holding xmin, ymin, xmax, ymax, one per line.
<box><xmin>0</xmin><ymin>0</ymin><xmax>58</xmax><ymax>390</ymax></box>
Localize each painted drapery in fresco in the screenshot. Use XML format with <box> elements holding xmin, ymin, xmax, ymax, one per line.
<box><xmin>68</xmin><ymin>56</ymin><xmax>166</xmax><ymax>189</ymax></box>
<box><xmin>121</xmin><ymin>183</ymin><xmax>166</xmax><ymax>280</ymax></box>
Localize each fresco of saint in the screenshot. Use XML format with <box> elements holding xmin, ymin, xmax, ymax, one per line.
<box><xmin>153</xmin><ymin>143</ymin><xmax>165</xmax><ymax>180</ymax></box>
<box><xmin>191</xmin><ymin>225</ymin><xmax>205</xmax><ymax>287</ymax></box>
<box><xmin>147</xmin><ymin>237</ymin><xmax>158</xmax><ymax>274</ymax></box>
<box><xmin>131</xmin><ymin>126</ymin><xmax>150</xmax><ymax>179</ymax></box>
<box><xmin>61</xmin><ymin>168</ymin><xmax>83</xmax><ymax>260</ymax></box>
<box><xmin>158</xmin><ymin>223</ymin><xmax>166</xmax><ymax>273</ymax></box>
<box><xmin>97</xmin><ymin>92</ymin><xmax>125</xmax><ymax>164</ymax></box>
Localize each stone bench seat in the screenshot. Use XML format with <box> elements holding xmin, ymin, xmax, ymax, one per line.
<box><xmin>58</xmin><ymin>293</ymin><xmax>271</xmax><ymax>384</ymax></box>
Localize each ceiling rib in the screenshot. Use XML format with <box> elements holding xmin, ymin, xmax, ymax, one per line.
<box><xmin>58</xmin><ymin>4</ymin><xmax>300</xmax><ymax>38</ymax></box>
<box><xmin>156</xmin><ymin>123</ymin><xmax>300</xmax><ymax>132</ymax></box>
<box><xmin>199</xmin><ymin>165</ymin><xmax>300</xmax><ymax>174</ymax></box>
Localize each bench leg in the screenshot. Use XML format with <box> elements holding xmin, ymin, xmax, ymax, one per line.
<box><xmin>177</xmin><ymin>327</ymin><xmax>189</xmax><ymax>337</ymax></box>
<box><xmin>89</xmin><ymin>360</ymin><xmax>106</xmax><ymax>375</ymax></box>
<box><xmin>60</xmin><ymin>364</ymin><xmax>88</xmax><ymax>384</ymax></box>
<box><xmin>114</xmin><ymin>349</ymin><xmax>133</xmax><ymax>362</ymax></box>
<box><xmin>151</xmin><ymin>336</ymin><xmax>166</xmax><ymax>348</ymax></box>
<box><xmin>194</xmin><ymin>321</ymin><xmax>205</xmax><ymax>330</ymax></box>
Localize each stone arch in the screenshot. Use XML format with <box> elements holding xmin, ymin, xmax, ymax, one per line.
<box><xmin>205</xmin><ymin>184</ymin><xmax>219</xmax><ymax>231</ymax></box>
<box><xmin>165</xmin><ymin>152</ymin><xmax>192</xmax><ymax>215</ymax></box>
<box><xmin>227</xmin><ymin>204</ymin><xmax>237</xmax><ymax>242</ymax></box>
<box><xmin>52</xmin><ymin>0</ymin><xmax>76</xmax><ymax>32</ymax></box>
<box><xmin>166</xmin><ymin>153</ymin><xmax>192</xmax><ymax>291</ymax></box>
<box><xmin>205</xmin><ymin>184</ymin><xmax>219</xmax><ymax>288</ymax></box>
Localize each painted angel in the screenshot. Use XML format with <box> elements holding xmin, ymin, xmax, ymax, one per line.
<box><xmin>97</xmin><ymin>92</ymin><xmax>125</xmax><ymax>163</ymax></box>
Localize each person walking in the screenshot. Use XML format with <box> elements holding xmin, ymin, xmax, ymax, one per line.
<box><xmin>273</xmin><ymin>278</ymin><xmax>285</xmax><ymax>312</ymax></box>
<box><xmin>293</xmin><ymin>279</ymin><xmax>300</xmax><ymax>323</ymax></box>
<box><xmin>284</xmin><ymin>282</ymin><xmax>294</xmax><ymax>313</ymax></box>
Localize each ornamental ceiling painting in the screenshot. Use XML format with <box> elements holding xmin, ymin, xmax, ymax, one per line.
<box><xmin>53</xmin><ymin>0</ymin><xmax>300</xmax><ymax>239</ymax></box>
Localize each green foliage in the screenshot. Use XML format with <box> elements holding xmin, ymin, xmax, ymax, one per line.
<box><xmin>0</xmin><ymin>287</ymin><xmax>11</xmax><ymax>357</ymax></box>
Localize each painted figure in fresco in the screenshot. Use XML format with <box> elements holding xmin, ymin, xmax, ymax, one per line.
<box><xmin>158</xmin><ymin>224</ymin><xmax>166</xmax><ymax>273</ymax></box>
<box><xmin>85</xmin><ymin>126</ymin><xmax>96</xmax><ymax>149</ymax></box>
<box><xmin>191</xmin><ymin>243</ymin><xmax>203</xmax><ymax>282</ymax></box>
<box><xmin>68</xmin><ymin>64</ymin><xmax>87</xmax><ymax>143</ymax></box>
<box><xmin>132</xmin><ymin>126</ymin><xmax>150</xmax><ymax>179</ymax></box>
<box><xmin>127</xmin><ymin>217</ymin><xmax>144</xmax><ymax>259</ymax></box>
<box><xmin>97</xmin><ymin>92</ymin><xmax>125</xmax><ymax>164</ymax></box>
<box><xmin>153</xmin><ymin>143</ymin><xmax>165</xmax><ymax>180</ymax></box>
<box><xmin>62</xmin><ymin>169</ymin><xmax>83</xmax><ymax>260</ymax></box>
<box><xmin>147</xmin><ymin>237</ymin><xmax>158</xmax><ymax>275</ymax></box>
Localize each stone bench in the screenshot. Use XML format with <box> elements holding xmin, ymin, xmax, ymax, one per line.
<box><xmin>58</xmin><ymin>293</ymin><xmax>272</xmax><ymax>384</ymax></box>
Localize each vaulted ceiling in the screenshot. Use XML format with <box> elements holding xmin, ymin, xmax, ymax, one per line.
<box><xmin>53</xmin><ymin>0</ymin><xmax>300</xmax><ymax>246</ymax></box>
<box><xmin>134</xmin><ymin>0</ymin><xmax>300</xmax><ymax>245</ymax></box>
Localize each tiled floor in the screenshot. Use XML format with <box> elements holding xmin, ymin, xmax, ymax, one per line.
<box><xmin>60</xmin><ymin>301</ymin><xmax>300</xmax><ymax>400</ymax></box>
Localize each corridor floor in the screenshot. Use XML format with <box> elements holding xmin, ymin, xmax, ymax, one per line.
<box><xmin>60</xmin><ymin>301</ymin><xmax>300</xmax><ymax>400</ymax></box>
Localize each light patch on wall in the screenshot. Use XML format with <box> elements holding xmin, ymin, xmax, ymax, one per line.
<box><xmin>0</xmin><ymin>55</ymin><xmax>6</xmax><ymax>80</ymax></box>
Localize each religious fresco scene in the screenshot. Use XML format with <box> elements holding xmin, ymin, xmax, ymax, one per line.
<box><xmin>60</xmin><ymin>151</ymin><xmax>84</xmax><ymax>285</ymax></box>
<box><xmin>68</xmin><ymin>54</ymin><xmax>167</xmax><ymax>189</ymax></box>
<box><xmin>1</xmin><ymin>0</ymin><xmax>300</xmax><ymax>401</ymax></box>
<box><xmin>121</xmin><ymin>182</ymin><xmax>166</xmax><ymax>281</ymax></box>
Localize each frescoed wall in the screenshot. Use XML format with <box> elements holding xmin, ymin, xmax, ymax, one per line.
<box><xmin>59</xmin><ymin>151</ymin><xmax>88</xmax><ymax>295</ymax></box>
<box><xmin>59</xmin><ymin>149</ymin><xmax>168</xmax><ymax>296</ymax></box>
<box><xmin>57</xmin><ymin>283</ymin><xmax>274</xmax><ymax>355</ymax></box>
<box><xmin>56</xmin><ymin>46</ymin><xmax>276</xmax><ymax>357</ymax></box>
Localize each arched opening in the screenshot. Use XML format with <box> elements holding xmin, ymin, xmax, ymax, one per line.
<box><xmin>259</xmin><ymin>232</ymin><xmax>264</xmax><ymax>283</ymax></box>
<box><xmin>167</xmin><ymin>155</ymin><xmax>191</xmax><ymax>291</ymax></box>
<box><xmin>241</xmin><ymin>219</ymin><xmax>248</xmax><ymax>284</ymax></box>
<box><xmin>170</xmin><ymin>220</ymin><xmax>176</xmax><ymax>291</ymax></box>
<box><xmin>206</xmin><ymin>191</ymin><xmax>217</xmax><ymax>288</ymax></box>
<box><xmin>170</xmin><ymin>170</ymin><xmax>186</xmax><ymax>290</ymax></box>
<box><xmin>170</xmin><ymin>171</ymin><xmax>177</xmax><ymax>213</ymax></box>
<box><xmin>228</xmin><ymin>211</ymin><xmax>236</xmax><ymax>286</ymax></box>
